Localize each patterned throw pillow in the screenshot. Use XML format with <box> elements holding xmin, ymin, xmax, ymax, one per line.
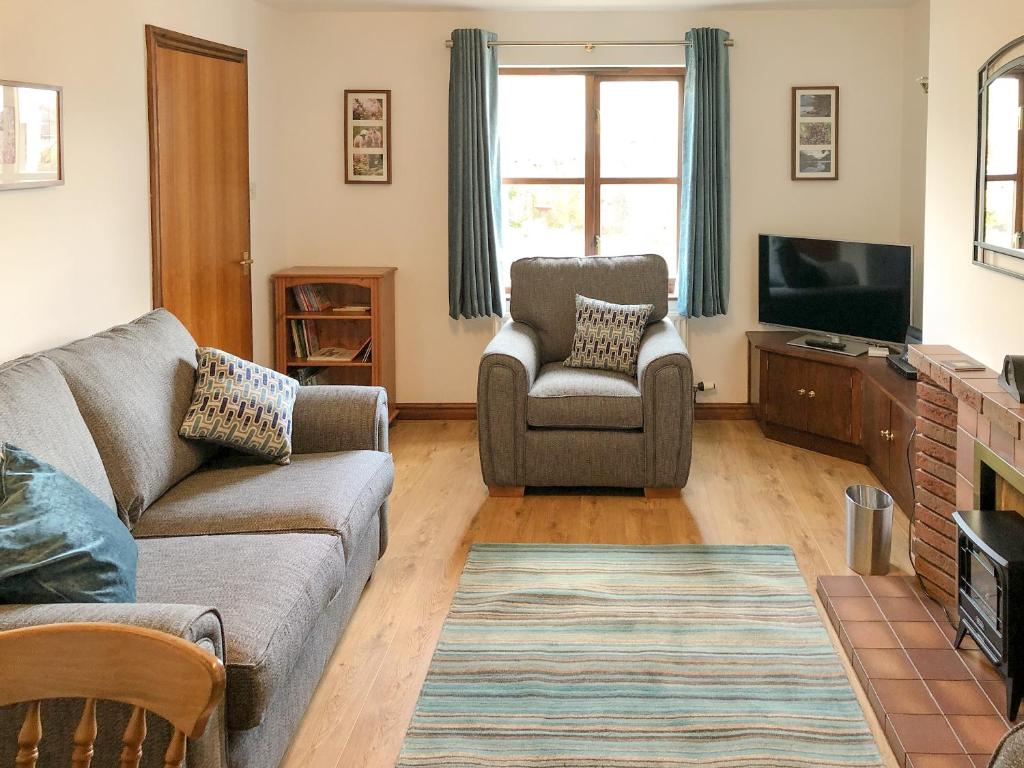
<box><xmin>565</xmin><ymin>294</ymin><xmax>653</xmax><ymax>377</ymax></box>
<box><xmin>180</xmin><ymin>348</ymin><xmax>299</xmax><ymax>464</ymax></box>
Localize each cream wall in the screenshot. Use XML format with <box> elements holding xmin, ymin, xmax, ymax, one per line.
<box><xmin>1</xmin><ymin>3</ymin><xmax>928</xmax><ymax>405</ymax></box>
<box><xmin>0</xmin><ymin>0</ymin><xmax>286</xmax><ymax>364</ymax></box>
<box><xmin>922</xmin><ymin>0</ymin><xmax>1024</xmax><ymax>366</ymax></box>
<box><xmin>274</xmin><ymin>8</ymin><xmax>916</xmax><ymax>403</ymax></box>
<box><xmin>900</xmin><ymin>0</ymin><xmax>929</xmax><ymax>329</ymax></box>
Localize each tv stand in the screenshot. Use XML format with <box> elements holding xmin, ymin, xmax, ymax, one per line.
<box><xmin>786</xmin><ymin>333</ymin><xmax>869</xmax><ymax>357</ymax></box>
<box><xmin>748</xmin><ymin>330</ymin><xmax>916</xmax><ymax>517</ymax></box>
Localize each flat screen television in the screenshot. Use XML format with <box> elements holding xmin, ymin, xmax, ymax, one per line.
<box><xmin>758</xmin><ymin>234</ymin><xmax>912</xmax><ymax>344</ymax></box>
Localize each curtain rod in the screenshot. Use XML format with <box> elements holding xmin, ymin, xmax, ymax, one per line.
<box><xmin>443</xmin><ymin>38</ymin><xmax>734</xmax><ymax>50</ymax></box>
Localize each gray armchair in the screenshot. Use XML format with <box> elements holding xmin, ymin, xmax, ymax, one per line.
<box><xmin>477</xmin><ymin>254</ymin><xmax>694</xmax><ymax>497</ymax></box>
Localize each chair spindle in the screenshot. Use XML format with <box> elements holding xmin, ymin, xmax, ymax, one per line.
<box><xmin>118</xmin><ymin>706</ymin><xmax>147</xmax><ymax>768</ymax></box>
<box><xmin>15</xmin><ymin>701</ymin><xmax>41</xmax><ymax>768</ymax></box>
<box><xmin>71</xmin><ymin>698</ymin><xmax>98</xmax><ymax>768</ymax></box>
<box><xmin>162</xmin><ymin>730</ymin><xmax>187</xmax><ymax>768</ymax></box>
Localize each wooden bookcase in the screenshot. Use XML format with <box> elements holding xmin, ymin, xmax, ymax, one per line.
<box><xmin>272</xmin><ymin>266</ymin><xmax>397</xmax><ymax>422</ymax></box>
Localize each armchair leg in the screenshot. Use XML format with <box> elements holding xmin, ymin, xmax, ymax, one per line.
<box><xmin>645</xmin><ymin>487</ymin><xmax>681</xmax><ymax>499</ymax></box>
<box><xmin>488</xmin><ymin>486</ymin><xmax>525</xmax><ymax>498</ymax></box>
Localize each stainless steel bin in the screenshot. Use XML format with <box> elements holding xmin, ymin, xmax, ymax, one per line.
<box><xmin>845</xmin><ymin>484</ymin><xmax>893</xmax><ymax>575</ymax></box>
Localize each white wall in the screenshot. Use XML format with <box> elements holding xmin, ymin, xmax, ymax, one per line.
<box><xmin>0</xmin><ymin>0</ymin><xmax>286</xmax><ymax>364</ymax></box>
<box><xmin>922</xmin><ymin>0</ymin><xmax>1024</xmax><ymax>366</ymax></box>
<box><xmin>1</xmin><ymin>3</ymin><xmax>927</xmax><ymax>405</ymax></box>
<box><xmin>275</xmin><ymin>8</ymin><xmax>914</xmax><ymax>403</ymax></box>
<box><xmin>900</xmin><ymin>0</ymin><xmax>929</xmax><ymax>329</ymax></box>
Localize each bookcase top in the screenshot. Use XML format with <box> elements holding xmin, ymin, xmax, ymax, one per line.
<box><xmin>272</xmin><ymin>266</ymin><xmax>397</xmax><ymax>278</ymax></box>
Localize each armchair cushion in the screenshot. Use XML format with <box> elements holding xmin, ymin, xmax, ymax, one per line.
<box><xmin>528</xmin><ymin>363</ymin><xmax>642</xmax><ymax>430</ymax></box>
<box><xmin>565</xmin><ymin>294</ymin><xmax>652</xmax><ymax>376</ymax></box>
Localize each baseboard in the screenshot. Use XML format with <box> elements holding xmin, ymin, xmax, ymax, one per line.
<box><xmin>395</xmin><ymin>402</ymin><xmax>476</xmax><ymax>420</ymax></box>
<box><xmin>395</xmin><ymin>402</ymin><xmax>755</xmax><ymax>421</ymax></box>
<box><xmin>693</xmin><ymin>403</ymin><xmax>756</xmax><ymax>420</ymax></box>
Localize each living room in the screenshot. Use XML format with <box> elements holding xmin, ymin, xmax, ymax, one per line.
<box><xmin>1</xmin><ymin>0</ymin><xmax>1024</xmax><ymax>767</ymax></box>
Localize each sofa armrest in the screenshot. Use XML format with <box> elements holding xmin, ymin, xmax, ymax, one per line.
<box><xmin>477</xmin><ymin>321</ymin><xmax>541</xmax><ymax>487</ymax></box>
<box><xmin>0</xmin><ymin>602</ymin><xmax>224</xmax><ymax>659</ymax></box>
<box><xmin>290</xmin><ymin>385</ymin><xmax>389</xmax><ymax>455</ymax></box>
<box><xmin>637</xmin><ymin>318</ymin><xmax>694</xmax><ymax>488</ymax></box>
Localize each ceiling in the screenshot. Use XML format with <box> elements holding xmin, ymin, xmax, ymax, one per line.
<box><xmin>261</xmin><ymin>0</ymin><xmax>914</xmax><ymax>11</ymax></box>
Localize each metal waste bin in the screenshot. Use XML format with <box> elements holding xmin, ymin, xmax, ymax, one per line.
<box><xmin>845</xmin><ymin>484</ymin><xmax>893</xmax><ymax>575</ymax></box>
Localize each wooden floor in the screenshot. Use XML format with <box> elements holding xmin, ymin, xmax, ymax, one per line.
<box><xmin>280</xmin><ymin>419</ymin><xmax>913</xmax><ymax>768</ymax></box>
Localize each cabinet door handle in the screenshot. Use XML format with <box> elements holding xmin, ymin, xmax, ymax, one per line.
<box><xmin>807</xmin><ymin>390</ymin><xmax>816</xmax><ymax>398</ymax></box>
<box><xmin>797</xmin><ymin>388</ymin><xmax>806</xmax><ymax>396</ymax></box>
<box><xmin>880</xmin><ymin>429</ymin><xmax>890</xmax><ymax>439</ymax></box>
<box><xmin>888</xmin><ymin>431</ymin><xmax>897</xmax><ymax>442</ymax></box>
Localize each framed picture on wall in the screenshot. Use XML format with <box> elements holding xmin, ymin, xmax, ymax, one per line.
<box><xmin>0</xmin><ymin>80</ymin><xmax>64</xmax><ymax>190</ymax></box>
<box><xmin>344</xmin><ymin>89</ymin><xmax>391</xmax><ymax>184</ymax></box>
<box><xmin>791</xmin><ymin>86</ymin><xmax>838</xmax><ymax>181</ymax></box>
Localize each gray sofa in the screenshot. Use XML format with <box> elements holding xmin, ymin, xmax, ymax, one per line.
<box><xmin>477</xmin><ymin>254</ymin><xmax>694</xmax><ymax>494</ymax></box>
<box><xmin>0</xmin><ymin>309</ymin><xmax>394</xmax><ymax>768</ymax></box>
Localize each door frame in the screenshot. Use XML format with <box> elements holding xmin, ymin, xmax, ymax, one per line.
<box><xmin>144</xmin><ymin>25</ymin><xmax>251</xmax><ymax>310</ymax></box>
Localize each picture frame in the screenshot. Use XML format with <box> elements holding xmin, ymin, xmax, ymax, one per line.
<box><xmin>344</xmin><ymin>89</ymin><xmax>391</xmax><ymax>184</ymax></box>
<box><xmin>0</xmin><ymin>80</ymin><xmax>64</xmax><ymax>191</ymax></box>
<box><xmin>791</xmin><ymin>86</ymin><xmax>838</xmax><ymax>181</ymax></box>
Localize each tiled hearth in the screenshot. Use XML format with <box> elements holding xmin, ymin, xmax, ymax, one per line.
<box><xmin>818</xmin><ymin>574</ymin><xmax>1013</xmax><ymax>767</ymax></box>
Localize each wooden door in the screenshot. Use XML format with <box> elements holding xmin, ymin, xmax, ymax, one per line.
<box><xmin>806</xmin><ymin>362</ymin><xmax>856</xmax><ymax>443</ymax></box>
<box><xmin>146</xmin><ymin>26</ymin><xmax>253</xmax><ymax>358</ymax></box>
<box><xmin>862</xmin><ymin>378</ymin><xmax>891</xmax><ymax>483</ymax></box>
<box><xmin>763</xmin><ymin>353</ymin><xmax>808</xmax><ymax>432</ymax></box>
<box><xmin>887</xmin><ymin>402</ymin><xmax>916</xmax><ymax>514</ymax></box>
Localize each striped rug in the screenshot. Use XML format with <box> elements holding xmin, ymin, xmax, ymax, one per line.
<box><xmin>397</xmin><ymin>544</ymin><xmax>882</xmax><ymax>768</ymax></box>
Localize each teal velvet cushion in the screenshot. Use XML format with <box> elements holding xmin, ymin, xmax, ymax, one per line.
<box><xmin>0</xmin><ymin>444</ymin><xmax>137</xmax><ymax>603</ymax></box>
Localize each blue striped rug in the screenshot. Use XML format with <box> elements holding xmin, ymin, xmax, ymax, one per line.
<box><xmin>397</xmin><ymin>544</ymin><xmax>882</xmax><ymax>768</ymax></box>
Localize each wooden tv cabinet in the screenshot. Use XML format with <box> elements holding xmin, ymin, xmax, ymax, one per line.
<box><xmin>747</xmin><ymin>331</ymin><xmax>916</xmax><ymax>516</ymax></box>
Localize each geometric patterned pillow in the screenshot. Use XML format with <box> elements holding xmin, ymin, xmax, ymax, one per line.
<box><xmin>179</xmin><ymin>348</ymin><xmax>299</xmax><ymax>465</ymax></box>
<box><xmin>564</xmin><ymin>294</ymin><xmax>653</xmax><ymax>377</ymax></box>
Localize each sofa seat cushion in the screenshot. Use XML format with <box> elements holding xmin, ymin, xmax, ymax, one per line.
<box><xmin>0</xmin><ymin>355</ymin><xmax>116</xmax><ymax>512</ymax></box>
<box><xmin>45</xmin><ymin>310</ymin><xmax>214</xmax><ymax>526</ymax></box>
<box><xmin>134</xmin><ymin>451</ymin><xmax>394</xmax><ymax>562</ymax></box>
<box><xmin>136</xmin><ymin>532</ymin><xmax>345</xmax><ymax>731</ymax></box>
<box><xmin>527</xmin><ymin>362</ymin><xmax>643</xmax><ymax>430</ymax></box>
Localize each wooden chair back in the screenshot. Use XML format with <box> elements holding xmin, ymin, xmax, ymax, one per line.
<box><xmin>0</xmin><ymin>622</ymin><xmax>225</xmax><ymax>768</ymax></box>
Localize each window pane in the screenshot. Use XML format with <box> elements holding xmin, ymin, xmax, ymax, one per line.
<box><xmin>986</xmin><ymin>77</ymin><xmax>1020</xmax><ymax>176</ymax></box>
<box><xmin>600</xmin><ymin>80</ymin><xmax>679</xmax><ymax>178</ymax></box>
<box><xmin>503</xmin><ymin>184</ymin><xmax>585</xmax><ymax>273</ymax></box>
<box><xmin>600</xmin><ymin>184</ymin><xmax>678</xmax><ymax>270</ymax></box>
<box><xmin>983</xmin><ymin>180</ymin><xmax>1018</xmax><ymax>247</ymax></box>
<box><xmin>499</xmin><ymin>76</ymin><xmax>585</xmax><ymax>178</ymax></box>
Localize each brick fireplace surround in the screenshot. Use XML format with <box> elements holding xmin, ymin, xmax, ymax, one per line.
<box><xmin>907</xmin><ymin>345</ymin><xmax>1024</xmax><ymax>604</ymax></box>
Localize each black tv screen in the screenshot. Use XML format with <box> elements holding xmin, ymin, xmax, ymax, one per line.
<box><xmin>759</xmin><ymin>235</ymin><xmax>912</xmax><ymax>344</ymax></box>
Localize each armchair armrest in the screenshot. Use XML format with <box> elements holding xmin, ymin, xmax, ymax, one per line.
<box><xmin>637</xmin><ymin>318</ymin><xmax>694</xmax><ymax>488</ymax></box>
<box><xmin>477</xmin><ymin>321</ymin><xmax>541</xmax><ymax>488</ymax></box>
<box><xmin>290</xmin><ymin>385</ymin><xmax>389</xmax><ymax>455</ymax></box>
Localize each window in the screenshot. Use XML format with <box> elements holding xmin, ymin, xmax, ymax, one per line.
<box><xmin>983</xmin><ymin>74</ymin><xmax>1024</xmax><ymax>251</ymax></box>
<box><xmin>498</xmin><ymin>69</ymin><xmax>684</xmax><ymax>289</ymax></box>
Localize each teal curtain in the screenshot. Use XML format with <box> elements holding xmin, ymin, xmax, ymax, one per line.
<box><xmin>448</xmin><ymin>28</ymin><xmax>503</xmax><ymax>319</ymax></box>
<box><xmin>678</xmin><ymin>28</ymin><xmax>731</xmax><ymax>318</ymax></box>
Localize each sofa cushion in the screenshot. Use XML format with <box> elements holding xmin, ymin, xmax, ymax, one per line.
<box><xmin>0</xmin><ymin>355</ymin><xmax>116</xmax><ymax>512</ymax></box>
<box><xmin>45</xmin><ymin>310</ymin><xmax>215</xmax><ymax>526</ymax></box>
<box><xmin>133</xmin><ymin>451</ymin><xmax>394</xmax><ymax>561</ymax></box>
<box><xmin>510</xmin><ymin>254</ymin><xmax>668</xmax><ymax>363</ymax></box>
<box><xmin>527</xmin><ymin>362</ymin><xmax>643</xmax><ymax>430</ymax></box>
<box><xmin>135</xmin><ymin>533</ymin><xmax>344</xmax><ymax>730</ymax></box>
<box><xmin>180</xmin><ymin>348</ymin><xmax>299</xmax><ymax>464</ymax></box>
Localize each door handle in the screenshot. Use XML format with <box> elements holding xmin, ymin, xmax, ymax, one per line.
<box><xmin>239</xmin><ymin>252</ymin><xmax>254</xmax><ymax>275</ymax></box>
<box><xmin>797</xmin><ymin>388</ymin><xmax>806</xmax><ymax>396</ymax></box>
<box><xmin>881</xmin><ymin>429</ymin><xmax>891</xmax><ymax>440</ymax></box>
<box><xmin>807</xmin><ymin>390</ymin><xmax>816</xmax><ymax>399</ymax></box>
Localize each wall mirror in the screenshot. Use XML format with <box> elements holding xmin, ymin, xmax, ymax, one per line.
<box><xmin>976</xmin><ymin>36</ymin><xmax>1024</xmax><ymax>278</ymax></box>
<box><xmin>0</xmin><ymin>80</ymin><xmax>63</xmax><ymax>190</ymax></box>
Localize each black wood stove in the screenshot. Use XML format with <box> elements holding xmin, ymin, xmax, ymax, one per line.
<box><xmin>953</xmin><ymin>508</ymin><xmax>1024</xmax><ymax>720</ymax></box>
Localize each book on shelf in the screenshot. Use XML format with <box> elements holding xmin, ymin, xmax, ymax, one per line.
<box><xmin>306</xmin><ymin>337</ymin><xmax>372</xmax><ymax>363</ymax></box>
<box><xmin>289</xmin><ymin>319</ymin><xmax>323</xmax><ymax>359</ymax></box>
<box><xmin>289</xmin><ymin>366</ymin><xmax>328</xmax><ymax>386</ymax></box>
<box><xmin>291</xmin><ymin>284</ymin><xmax>332</xmax><ymax>313</ymax></box>
<box><xmin>331</xmin><ymin>304</ymin><xmax>371</xmax><ymax>315</ymax></box>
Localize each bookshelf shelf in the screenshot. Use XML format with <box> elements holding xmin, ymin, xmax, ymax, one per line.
<box><xmin>284</xmin><ymin>313</ymin><xmax>374</xmax><ymax>321</ymax></box>
<box><xmin>272</xmin><ymin>266</ymin><xmax>397</xmax><ymax>422</ymax></box>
